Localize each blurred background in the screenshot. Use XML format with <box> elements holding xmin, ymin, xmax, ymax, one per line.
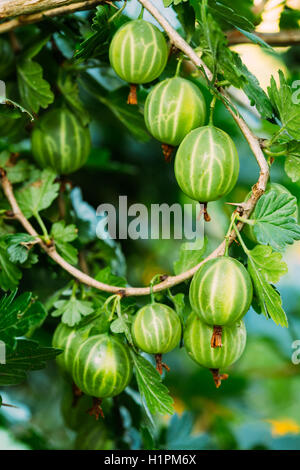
<box><xmin>1</xmin><ymin>0</ymin><xmax>300</xmax><ymax>450</ymax></box>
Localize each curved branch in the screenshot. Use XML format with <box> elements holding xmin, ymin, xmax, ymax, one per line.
<box><xmin>0</xmin><ymin>0</ymin><xmax>270</xmax><ymax>297</ymax></box>
<box><xmin>0</xmin><ymin>0</ymin><xmax>87</xmax><ymax>18</ymax></box>
<box><xmin>0</xmin><ymin>0</ymin><xmax>104</xmax><ymax>34</ymax></box>
<box><xmin>227</xmin><ymin>29</ymin><xmax>300</xmax><ymax>47</ymax></box>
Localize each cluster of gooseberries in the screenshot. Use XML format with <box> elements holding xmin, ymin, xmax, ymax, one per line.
<box><xmin>33</xmin><ymin>18</ymin><xmax>291</xmax><ymax>409</ymax></box>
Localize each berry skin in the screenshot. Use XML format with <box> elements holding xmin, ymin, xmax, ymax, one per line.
<box><xmin>31</xmin><ymin>108</ymin><xmax>91</xmax><ymax>174</ymax></box>
<box><xmin>174</xmin><ymin>125</ymin><xmax>239</xmax><ymax>202</ymax></box>
<box><xmin>72</xmin><ymin>334</ymin><xmax>132</xmax><ymax>398</ymax></box>
<box><xmin>144</xmin><ymin>77</ymin><xmax>206</xmax><ymax>147</ymax></box>
<box><xmin>131</xmin><ymin>303</ymin><xmax>182</xmax><ymax>354</ymax></box>
<box><xmin>109</xmin><ymin>20</ymin><xmax>168</xmax><ymax>85</ymax></box>
<box><xmin>184</xmin><ymin>313</ymin><xmax>246</xmax><ymax>370</ymax></box>
<box><xmin>52</xmin><ymin>322</ymin><xmax>90</xmax><ymax>374</ymax></box>
<box><xmin>189</xmin><ymin>256</ymin><xmax>253</xmax><ymax>327</ymax></box>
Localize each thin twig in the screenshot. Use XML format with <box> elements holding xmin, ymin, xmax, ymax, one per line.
<box><xmin>227</xmin><ymin>29</ymin><xmax>300</xmax><ymax>47</ymax></box>
<box><xmin>0</xmin><ymin>0</ymin><xmax>104</xmax><ymax>34</ymax></box>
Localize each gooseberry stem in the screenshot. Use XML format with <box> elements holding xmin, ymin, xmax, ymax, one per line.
<box><xmin>175</xmin><ymin>55</ymin><xmax>184</xmax><ymax>77</ymax></box>
<box><xmin>34</xmin><ymin>212</ymin><xmax>50</xmax><ymax>244</ymax></box>
<box><xmin>224</xmin><ymin>213</ymin><xmax>238</xmax><ymax>256</ymax></box>
<box><xmin>209</xmin><ymin>95</ymin><xmax>217</xmax><ymax>125</ymax></box>
<box><xmin>233</xmin><ymin>222</ymin><xmax>249</xmax><ymax>254</ymax></box>
<box><xmin>138</xmin><ymin>5</ymin><xmax>145</xmax><ymax>19</ymax></box>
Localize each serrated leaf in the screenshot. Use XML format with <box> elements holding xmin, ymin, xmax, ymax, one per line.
<box><xmin>16</xmin><ymin>169</ymin><xmax>59</xmax><ymax>218</ymax></box>
<box><xmin>17</xmin><ymin>59</ymin><xmax>54</xmax><ymax>113</ymax></box>
<box><xmin>192</xmin><ymin>5</ymin><xmax>245</xmax><ymax>87</ymax></box>
<box><xmin>247</xmin><ymin>245</ymin><xmax>288</xmax><ymax>284</ymax></box>
<box><xmin>0</xmin><ymin>152</ymin><xmax>36</xmax><ymax>184</ymax></box>
<box><xmin>232</xmin><ymin>53</ymin><xmax>273</xmax><ymax>119</ymax></box>
<box><xmin>0</xmin><ymin>291</ymin><xmax>47</xmax><ymax>351</ymax></box>
<box><xmin>250</xmin><ymin>191</ymin><xmax>300</xmax><ymax>251</ymax></box>
<box><xmin>5</xmin><ymin>233</ymin><xmax>37</xmax><ymax>264</ymax></box>
<box><xmin>268</xmin><ymin>71</ymin><xmax>300</xmax><ymax>141</ymax></box>
<box><xmin>51</xmin><ymin>221</ymin><xmax>78</xmax><ymax>265</ymax></box>
<box><xmin>74</xmin><ymin>5</ymin><xmax>110</xmax><ymax>60</ymax></box>
<box><xmin>52</xmin><ymin>298</ymin><xmax>94</xmax><ymax>327</ymax></box>
<box><xmin>130</xmin><ymin>351</ymin><xmax>174</xmax><ymax>416</ymax></box>
<box><xmin>247</xmin><ymin>246</ymin><xmax>288</xmax><ymax>327</ymax></box>
<box><xmin>0</xmin><ymin>340</ymin><xmax>61</xmax><ymax>386</ymax></box>
<box><xmin>0</xmin><ymin>239</ymin><xmax>22</xmax><ymax>291</ymax></box>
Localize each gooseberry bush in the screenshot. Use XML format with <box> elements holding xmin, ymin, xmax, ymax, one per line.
<box><xmin>0</xmin><ymin>0</ymin><xmax>300</xmax><ymax>451</ymax></box>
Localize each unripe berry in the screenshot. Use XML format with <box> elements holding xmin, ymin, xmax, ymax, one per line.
<box><xmin>174</xmin><ymin>126</ymin><xmax>239</xmax><ymax>202</ymax></box>
<box><xmin>144</xmin><ymin>77</ymin><xmax>206</xmax><ymax>146</ymax></box>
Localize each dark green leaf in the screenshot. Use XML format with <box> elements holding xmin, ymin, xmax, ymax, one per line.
<box><xmin>17</xmin><ymin>59</ymin><xmax>54</xmax><ymax>113</ymax></box>
<box><xmin>16</xmin><ymin>169</ymin><xmax>59</xmax><ymax>218</ymax></box>
<box><xmin>0</xmin><ymin>340</ymin><xmax>61</xmax><ymax>386</ymax></box>
<box><xmin>130</xmin><ymin>351</ymin><xmax>174</xmax><ymax>416</ymax></box>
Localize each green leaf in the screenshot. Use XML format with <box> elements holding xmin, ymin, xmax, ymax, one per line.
<box><xmin>0</xmin><ymin>97</ymin><xmax>34</xmax><ymax>121</ymax></box>
<box><xmin>192</xmin><ymin>6</ymin><xmax>245</xmax><ymax>87</ymax></box>
<box><xmin>79</xmin><ymin>73</ymin><xmax>149</xmax><ymax>142</ymax></box>
<box><xmin>0</xmin><ymin>239</ymin><xmax>22</xmax><ymax>291</ymax></box>
<box><xmin>5</xmin><ymin>233</ymin><xmax>37</xmax><ymax>264</ymax></box>
<box><xmin>208</xmin><ymin>1</ymin><xmax>254</xmax><ymax>31</ymax></box>
<box><xmin>130</xmin><ymin>351</ymin><xmax>174</xmax><ymax>416</ymax></box>
<box><xmin>0</xmin><ymin>340</ymin><xmax>61</xmax><ymax>386</ymax></box>
<box><xmin>0</xmin><ymin>291</ymin><xmax>47</xmax><ymax>351</ymax></box>
<box><xmin>0</xmin><ymin>152</ymin><xmax>36</xmax><ymax>184</ymax></box>
<box><xmin>247</xmin><ymin>245</ymin><xmax>288</xmax><ymax>284</ymax></box>
<box><xmin>51</xmin><ymin>221</ymin><xmax>78</xmax><ymax>265</ymax></box>
<box><xmin>52</xmin><ymin>298</ymin><xmax>94</xmax><ymax>327</ymax></box>
<box><xmin>16</xmin><ymin>169</ymin><xmax>59</xmax><ymax>218</ymax></box>
<box><xmin>230</xmin><ymin>51</ymin><xmax>273</xmax><ymax>119</ymax></box>
<box><xmin>268</xmin><ymin>71</ymin><xmax>300</xmax><ymax>141</ymax></box>
<box><xmin>57</xmin><ymin>68</ymin><xmax>90</xmax><ymax>126</ymax></box>
<box><xmin>74</xmin><ymin>5</ymin><xmax>110</xmax><ymax>60</ymax></box>
<box><xmin>21</xmin><ymin>33</ymin><xmax>51</xmax><ymax>61</ymax></box>
<box><xmin>284</xmin><ymin>141</ymin><xmax>300</xmax><ymax>182</ymax></box>
<box><xmin>173</xmin><ymin>238</ymin><xmax>206</xmax><ymax>275</ymax></box>
<box><xmin>17</xmin><ymin>59</ymin><xmax>54</xmax><ymax>113</ymax></box>
<box><xmin>95</xmin><ymin>266</ymin><xmax>126</xmax><ymax>287</ymax></box>
<box><xmin>102</xmin><ymin>88</ymin><xmax>150</xmax><ymax>142</ymax></box>
<box><xmin>250</xmin><ymin>191</ymin><xmax>300</xmax><ymax>251</ymax></box>
<box><xmin>174</xmin><ymin>3</ymin><xmax>195</xmax><ymax>38</ymax></box>
<box><xmin>247</xmin><ymin>246</ymin><xmax>288</xmax><ymax>327</ymax></box>
<box><xmin>236</xmin><ymin>28</ymin><xmax>274</xmax><ymax>51</ymax></box>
